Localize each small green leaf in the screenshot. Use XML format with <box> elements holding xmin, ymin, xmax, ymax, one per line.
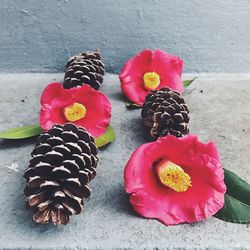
<box><xmin>183</xmin><ymin>77</ymin><xmax>197</xmax><ymax>87</ymax></box>
<box><xmin>94</xmin><ymin>126</ymin><xmax>116</xmax><ymax>148</ymax></box>
<box><xmin>125</xmin><ymin>101</ymin><xmax>142</xmax><ymax>110</ymax></box>
<box><xmin>214</xmin><ymin>168</ymin><xmax>250</xmax><ymax>224</ymax></box>
<box><xmin>0</xmin><ymin>124</ymin><xmax>43</xmax><ymax>139</ymax></box>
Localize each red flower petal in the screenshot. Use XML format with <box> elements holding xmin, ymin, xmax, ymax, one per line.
<box><xmin>150</xmin><ymin>49</ymin><xmax>183</xmax><ymax>93</ymax></box>
<box><xmin>120</xmin><ymin>50</ymin><xmax>152</xmax><ymax>106</ymax></box>
<box><xmin>40</xmin><ymin>82</ymin><xmax>68</xmax><ymax>105</ymax></box>
<box><xmin>71</xmin><ymin>85</ymin><xmax>112</xmax><ymax>137</ymax></box>
<box><xmin>40</xmin><ymin>97</ymin><xmax>72</xmax><ymax>131</ymax></box>
<box><xmin>120</xmin><ymin>49</ymin><xmax>184</xmax><ymax>106</ymax></box>
<box><xmin>40</xmin><ymin>83</ymin><xmax>111</xmax><ymax>137</ymax></box>
<box><xmin>124</xmin><ymin>135</ymin><xmax>226</xmax><ymax>226</ymax></box>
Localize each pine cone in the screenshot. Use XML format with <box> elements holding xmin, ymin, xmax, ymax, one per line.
<box><xmin>24</xmin><ymin>123</ymin><xmax>98</xmax><ymax>225</ymax></box>
<box><xmin>141</xmin><ymin>87</ymin><xmax>190</xmax><ymax>139</ymax></box>
<box><xmin>64</xmin><ymin>50</ymin><xmax>105</xmax><ymax>90</ymax></box>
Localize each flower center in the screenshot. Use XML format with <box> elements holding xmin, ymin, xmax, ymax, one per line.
<box><xmin>64</xmin><ymin>102</ymin><xmax>87</xmax><ymax>122</ymax></box>
<box><xmin>143</xmin><ymin>72</ymin><xmax>160</xmax><ymax>90</ymax></box>
<box><xmin>156</xmin><ymin>160</ymin><xmax>192</xmax><ymax>192</ymax></box>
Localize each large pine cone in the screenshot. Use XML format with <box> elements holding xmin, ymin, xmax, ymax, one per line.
<box><xmin>24</xmin><ymin>123</ymin><xmax>98</xmax><ymax>225</ymax></box>
<box><xmin>141</xmin><ymin>87</ymin><xmax>190</xmax><ymax>139</ymax></box>
<box><xmin>64</xmin><ymin>50</ymin><xmax>105</xmax><ymax>90</ymax></box>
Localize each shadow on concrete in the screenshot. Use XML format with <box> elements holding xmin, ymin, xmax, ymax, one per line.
<box><xmin>0</xmin><ymin>137</ymin><xmax>37</xmax><ymax>150</ymax></box>
<box><xmin>103</xmin><ymin>183</ymin><xmax>139</xmax><ymax>218</ymax></box>
<box><xmin>108</xmin><ymin>91</ymin><xmax>124</xmax><ymax>102</ymax></box>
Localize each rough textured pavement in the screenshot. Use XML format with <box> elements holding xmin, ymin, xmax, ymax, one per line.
<box><xmin>0</xmin><ymin>73</ymin><xmax>249</xmax><ymax>250</ymax></box>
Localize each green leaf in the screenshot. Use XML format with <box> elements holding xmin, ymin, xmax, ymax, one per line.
<box><xmin>0</xmin><ymin>124</ymin><xmax>43</xmax><ymax>139</ymax></box>
<box><xmin>94</xmin><ymin>126</ymin><xmax>116</xmax><ymax>148</ymax></box>
<box><xmin>223</xmin><ymin>168</ymin><xmax>250</xmax><ymax>205</ymax></box>
<box><xmin>214</xmin><ymin>168</ymin><xmax>250</xmax><ymax>224</ymax></box>
<box><xmin>125</xmin><ymin>101</ymin><xmax>142</xmax><ymax>110</ymax></box>
<box><xmin>183</xmin><ymin>77</ymin><xmax>197</xmax><ymax>87</ymax></box>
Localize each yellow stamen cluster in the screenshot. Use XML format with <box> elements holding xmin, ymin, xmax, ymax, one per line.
<box><xmin>143</xmin><ymin>72</ymin><xmax>160</xmax><ymax>90</ymax></box>
<box><xmin>64</xmin><ymin>102</ymin><xmax>87</xmax><ymax>122</ymax></box>
<box><xmin>156</xmin><ymin>160</ymin><xmax>192</xmax><ymax>192</ymax></box>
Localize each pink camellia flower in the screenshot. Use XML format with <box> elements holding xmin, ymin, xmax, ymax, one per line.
<box><xmin>40</xmin><ymin>82</ymin><xmax>111</xmax><ymax>137</ymax></box>
<box><xmin>120</xmin><ymin>49</ymin><xmax>184</xmax><ymax>106</ymax></box>
<box><xmin>124</xmin><ymin>135</ymin><xmax>226</xmax><ymax>225</ymax></box>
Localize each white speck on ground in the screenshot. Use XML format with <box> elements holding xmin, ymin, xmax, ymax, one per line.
<box><xmin>0</xmin><ymin>162</ymin><xmax>20</xmax><ymax>172</ymax></box>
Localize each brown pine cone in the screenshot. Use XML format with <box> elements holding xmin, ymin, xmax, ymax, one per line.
<box><xmin>141</xmin><ymin>87</ymin><xmax>190</xmax><ymax>139</ymax></box>
<box><xmin>23</xmin><ymin>123</ymin><xmax>98</xmax><ymax>225</ymax></box>
<box><xmin>63</xmin><ymin>50</ymin><xmax>105</xmax><ymax>90</ymax></box>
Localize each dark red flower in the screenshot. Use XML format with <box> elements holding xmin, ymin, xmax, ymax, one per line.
<box><xmin>40</xmin><ymin>82</ymin><xmax>111</xmax><ymax>137</ymax></box>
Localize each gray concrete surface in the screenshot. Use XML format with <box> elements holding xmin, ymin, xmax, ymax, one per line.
<box><xmin>0</xmin><ymin>73</ymin><xmax>249</xmax><ymax>249</ymax></box>
<box><xmin>1</xmin><ymin>0</ymin><xmax>250</xmax><ymax>73</ymax></box>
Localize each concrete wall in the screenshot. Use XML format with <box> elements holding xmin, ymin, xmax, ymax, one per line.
<box><xmin>0</xmin><ymin>0</ymin><xmax>250</xmax><ymax>73</ymax></box>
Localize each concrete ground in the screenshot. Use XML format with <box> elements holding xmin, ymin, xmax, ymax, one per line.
<box><xmin>0</xmin><ymin>73</ymin><xmax>249</xmax><ymax>250</ymax></box>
